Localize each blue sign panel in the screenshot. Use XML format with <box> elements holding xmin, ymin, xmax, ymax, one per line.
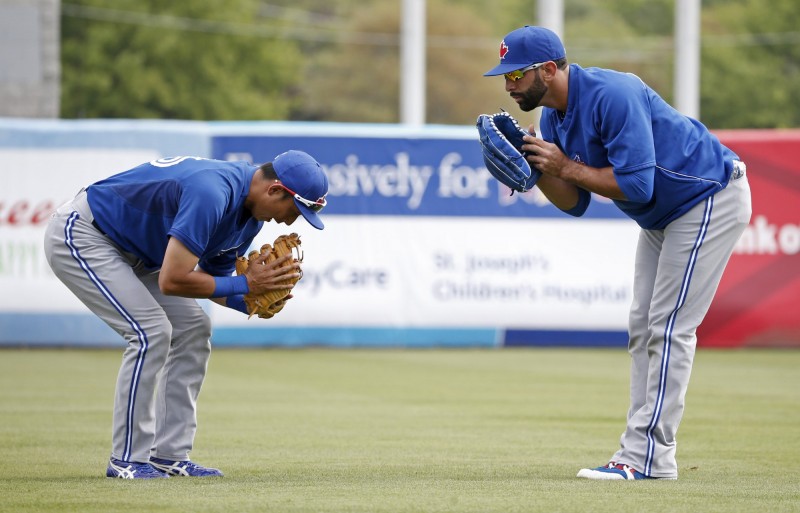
<box><xmin>212</xmin><ymin>135</ymin><xmax>627</xmax><ymax>220</ymax></box>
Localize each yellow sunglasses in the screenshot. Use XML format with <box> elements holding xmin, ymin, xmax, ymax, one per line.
<box><xmin>504</xmin><ymin>62</ymin><xmax>546</xmax><ymax>82</ymax></box>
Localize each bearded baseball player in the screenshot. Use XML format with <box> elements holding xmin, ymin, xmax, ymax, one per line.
<box><xmin>44</xmin><ymin>151</ymin><xmax>328</xmax><ymax>479</ymax></box>
<box><xmin>481</xmin><ymin>26</ymin><xmax>752</xmax><ymax>479</ymax></box>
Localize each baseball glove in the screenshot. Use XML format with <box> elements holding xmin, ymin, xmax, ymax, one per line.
<box><xmin>235</xmin><ymin>233</ymin><xmax>303</xmax><ymax>319</ymax></box>
<box><xmin>476</xmin><ymin>111</ymin><xmax>542</xmax><ymax>194</ymax></box>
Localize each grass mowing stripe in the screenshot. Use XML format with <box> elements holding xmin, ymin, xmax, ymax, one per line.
<box><xmin>0</xmin><ymin>348</ymin><xmax>798</xmax><ymax>513</ymax></box>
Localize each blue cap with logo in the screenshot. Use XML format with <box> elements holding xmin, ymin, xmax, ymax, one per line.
<box><xmin>272</xmin><ymin>150</ymin><xmax>329</xmax><ymax>230</ymax></box>
<box><xmin>483</xmin><ymin>26</ymin><xmax>566</xmax><ymax>76</ymax></box>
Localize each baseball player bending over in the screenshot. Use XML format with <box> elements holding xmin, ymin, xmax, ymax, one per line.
<box><xmin>482</xmin><ymin>26</ymin><xmax>751</xmax><ymax>480</ymax></box>
<box><xmin>44</xmin><ymin>151</ymin><xmax>328</xmax><ymax>479</ymax></box>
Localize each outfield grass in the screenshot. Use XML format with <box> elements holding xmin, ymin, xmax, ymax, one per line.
<box><xmin>0</xmin><ymin>348</ymin><xmax>798</xmax><ymax>513</ymax></box>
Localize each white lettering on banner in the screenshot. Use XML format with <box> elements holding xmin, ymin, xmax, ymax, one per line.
<box><xmin>325</xmin><ymin>152</ymin><xmax>495</xmax><ymax>209</ymax></box>
<box><xmin>735</xmin><ymin>215</ymin><xmax>800</xmax><ymax>255</ymax></box>
<box><xmin>0</xmin><ymin>199</ymin><xmax>61</xmax><ymax>227</ymax></box>
<box><xmin>326</xmin><ymin>153</ymin><xmax>433</xmax><ymax>209</ymax></box>
<box><xmin>300</xmin><ymin>261</ymin><xmax>390</xmax><ymax>295</ymax></box>
<box><xmin>437</xmin><ymin>152</ymin><xmax>491</xmax><ymax>199</ymax></box>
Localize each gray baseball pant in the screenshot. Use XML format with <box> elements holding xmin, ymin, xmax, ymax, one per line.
<box><xmin>44</xmin><ymin>190</ymin><xmax>212</xmax><ymax>463</ymax></box>
<box><xmin>611</xmin><ymin>170</ymin><xmax>751</xmax><ymax>478</ymax></box>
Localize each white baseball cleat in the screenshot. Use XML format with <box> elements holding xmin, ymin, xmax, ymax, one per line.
<box><xmin>577</xmin><ymin>462</ymin><xmax>660</xmax><ymax>480</ymax></box>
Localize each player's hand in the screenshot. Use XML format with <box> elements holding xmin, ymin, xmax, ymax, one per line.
<box><xmin>244</xmin><ymin>253</ymin><xmax>301</xmax><ymax>294</ymax></box>
<box><xmin>521</xmin><ymin>137</ymin><xmax>572</xmax><ymax>179</ymax></box>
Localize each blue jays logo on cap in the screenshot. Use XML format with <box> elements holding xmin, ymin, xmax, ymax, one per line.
<box><xmin>484</xmin><ymin>26</ymin><xmax>566</xmax><ymax>77</ymax></box>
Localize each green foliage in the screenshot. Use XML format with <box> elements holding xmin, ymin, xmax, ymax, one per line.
<box><xmin>59</xmin><ymin>0</ymin><xmax>800</xmax><ymax>127</ymax></box>
<box><xmin>290</xmin><ymin>1</ymin><xmax>401</xmax><ymax>123</ymax></box>
<box><xmin>606</xmin><ymin>0</ymin><xmax>674</xmax><ymax>36</ymax></box>
<box><xmin>61</xmin><ymin>0</ymin><xmax>302</xmax><ymax>119</ymax></box>
<box><xmin>700</xmin><ymin>0</ymin><xmax>800</xmax><ymax>128</ymax></box>
<box><xmin>1</xmin><ymin>348</ymin><xmax>799</xmax><ymax>512</ymax></box>
<box><xmin>294</xmin><ymin>0</ymin><xmax>511</xmax><ymax>124</ymax></box>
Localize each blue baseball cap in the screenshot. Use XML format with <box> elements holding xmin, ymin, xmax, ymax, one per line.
<box><xmin>484</xmin><ymin>26</ymin><xmax>566</xmax><ymax>76</ymax></box>
<box><xmin>272</xmin><ymin>150</ymin><xmax>329</xmax><ymax>230</ymax></box>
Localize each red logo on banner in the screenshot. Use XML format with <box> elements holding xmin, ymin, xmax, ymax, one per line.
<box><xmin>0</xmin><ymin>199</ymin><xmax>60</xmax><ymax>226</ymax></box>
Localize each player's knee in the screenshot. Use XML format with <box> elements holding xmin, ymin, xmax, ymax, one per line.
<box><xmin>178</xmin><ymin>310</ymin><xmax>212</xmax><ymax>343</ymax></box>
<box><xmin>150</xmin><ymin>314</ymin><xmax>175</xmax><ymax>344</ymax></box>
<box><xmin>188</xmin><ymin>314</ymin><xmax>212</xmax><ymax>359</ymax></box>
<box><xmin>195</xmin><ymin>312</ymin><xmax>212</xmax><ymax>341</ymax></box>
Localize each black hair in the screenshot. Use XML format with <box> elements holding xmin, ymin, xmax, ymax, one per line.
<box><xmin>258</xmin><ymin>162</ymin><xmax>278</xmax><ymax>180</ymax></box>
<box><xmin>257</xmin><ymin>162</ymin><xmax>293</xmax><ymax>200</ymax></box>
<box><xmin>554</xmin><ymin>57</ymin><xmax>568</xmax><ymax>70</ymax></box>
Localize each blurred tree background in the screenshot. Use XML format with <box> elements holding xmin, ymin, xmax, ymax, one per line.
<box><xmin>60</xmin><ymin>0</ymin><xmax>800</xmax><ymax>128</ymax></box>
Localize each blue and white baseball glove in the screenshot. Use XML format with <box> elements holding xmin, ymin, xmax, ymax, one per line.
<box><xmin>476</xmin><ymin>111</ymin><xmax>542</xmax><ymax>194</ymax></box>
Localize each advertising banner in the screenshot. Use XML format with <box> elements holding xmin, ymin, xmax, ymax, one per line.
<box><xmin>697</xmin><ymin>131</ymin><xmax>800</xmax><ymax>347</ymax></box>
<box><xmin>210</xmin><ymin>216</ymin><xmax>637</xmax><ymax>346</ymax></box>
<box><xmin>0</xmin><ymin>121</ymin><xmax>795</xmax><ymax>348</ymax></box>
<box><xmin>212</xmin><ymin>134</ymin><xmax>628</xmax><ymax>221</ymax></box>
<box><xmin>0</xmin><ymin>148</ymin><xmax>160</xmax><ymax>344</ymax></box>
<box><xmin>210</xmin><ymin>134</ymin><xmax>636</xmax><ymax>346</ymax></box>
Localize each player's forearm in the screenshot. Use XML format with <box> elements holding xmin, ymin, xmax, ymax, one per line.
<box><xmin>536</xmin><ymin>174</ymin><xmax>584</xmax><ymax>211</ymax></box>
<box><xmin>158</xmin><ymin>269</ymin><xmax>217</xmax><ymax>298</ymax></box>
<box><xmin>559</xmin><ymin>161</ymin><xmax>627</xmax><ymax>200</ymax></box>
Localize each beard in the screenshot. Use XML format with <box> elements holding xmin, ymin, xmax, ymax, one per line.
<box><xmin>515</xmin><ymin>71</ymin><xmax>548</xmax><ymax>112</ymax></box>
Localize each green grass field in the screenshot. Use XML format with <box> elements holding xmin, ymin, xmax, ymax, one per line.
<box><xmin>1</xmin><ymin>348</ymin><xmax>798</xmax><ymax>513</ymax></box>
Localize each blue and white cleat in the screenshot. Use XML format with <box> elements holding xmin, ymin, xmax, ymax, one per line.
<box><xmin>149</xmin><ymin>457</ymin><xmax>224</xmax><ymax>477</ymax></box>
<box><xmin>577</xmin><ymin>462</ymin><xmax>651</xmax><ymax>480</ymax></box>
<box><xmin>106</xmin><ymin>458</ymin><xmax>170</xmax><ymax>479</ymax></box>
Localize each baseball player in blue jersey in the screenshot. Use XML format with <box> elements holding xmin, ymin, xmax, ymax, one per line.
<box><xmin>44</xmin><ymin>150</ymin><xmax>328</xmax><ymax>479</ymax></box>
<box><xmin>484</xmin><ymin>26</ymin><xmax>752</xmax><ymax>480</ymax></box>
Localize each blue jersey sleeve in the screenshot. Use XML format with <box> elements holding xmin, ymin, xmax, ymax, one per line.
<box><xmin>199</xmin><ymin>254</ymin><xmax>237</xmax><ymax>277</ymax></box>
<box><xmin>562</xmin><ymin>188</ymin><xmax>591</xmax><ymax>217</ymax></box>
<box><xmin>615</xmin><ymin>166</ymin><xmax>654</xmax><ymax>203</ymax></box>
<box><xmin>168</xmin><ymin>174</ymin><xmax>229</xmax><ymax>257</ymax></box>
<box><xmin>596</xmin><ymin>77</ymin><xmax>655</xmax><ymax>203</ymax></box>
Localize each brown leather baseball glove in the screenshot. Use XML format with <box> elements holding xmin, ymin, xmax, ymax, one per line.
<box><xmin>235</xmin><ymin>233</ymin><xmax>303</xmax><ymax>319</ymax></box>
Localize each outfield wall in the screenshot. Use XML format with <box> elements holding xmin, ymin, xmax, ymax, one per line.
<box><xmin>0</xmin><ymin>119</ymin><xmax>797</xmax><ymax>348</ymax></box>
